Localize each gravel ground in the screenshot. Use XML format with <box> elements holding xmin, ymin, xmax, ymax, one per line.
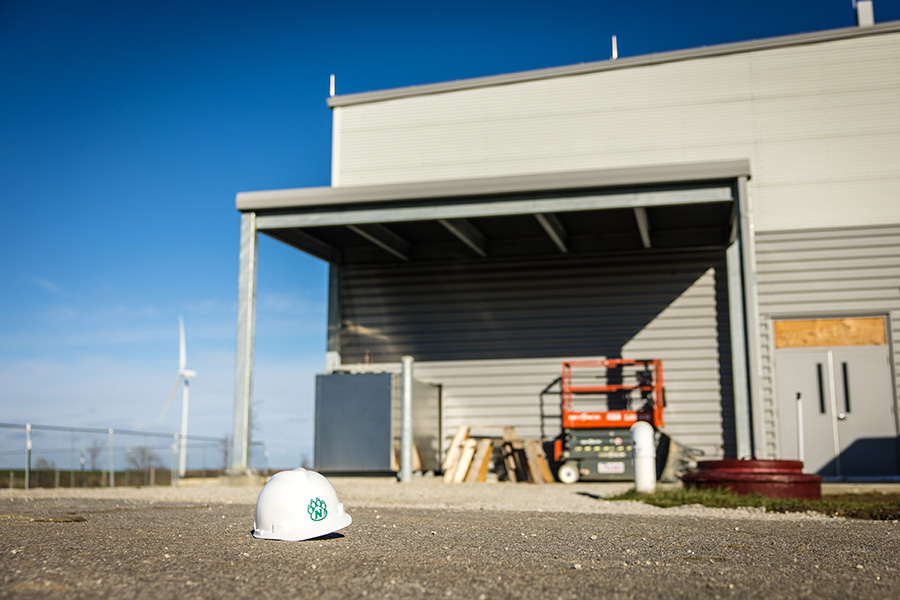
<box><xmin>2</xmin><ymin>477</ymin><xmax>899</xmax><ymax>599</ymax></box>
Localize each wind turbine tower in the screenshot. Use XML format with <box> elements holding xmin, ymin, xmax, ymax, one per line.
<box><xmin>160</xmin><ymin>316</ymin><xmax>197</xmax><ymax>477</ymax></box>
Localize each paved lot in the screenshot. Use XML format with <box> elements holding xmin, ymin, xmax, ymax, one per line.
<box><xmin>2</xmin><ymin>478</ymin><xmax>899</xmax><ymax>599</ymax></box>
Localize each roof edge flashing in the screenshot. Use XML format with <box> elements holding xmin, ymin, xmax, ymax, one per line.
<box><xmin>236</xmin><ymin>160</ymin><xmax>750</xmax><ymax>212</ymax></box>
<box><xmin>327</xmin><ymin>21</ymin><xmax>900</xmax><ymax>108</ymax></box>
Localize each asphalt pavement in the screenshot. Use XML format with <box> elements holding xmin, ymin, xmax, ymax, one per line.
<box><xmin>2</xmin><ymin>479</ymin><xmax>899</xmax><ymax>599</ymax></box>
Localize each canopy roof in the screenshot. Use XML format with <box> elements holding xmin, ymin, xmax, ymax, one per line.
<box><xmin>237</xmin><ymin>160</ymin><xmax>749</xmax><ymax>266</ymax></box>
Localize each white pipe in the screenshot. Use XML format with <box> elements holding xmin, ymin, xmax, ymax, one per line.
<box><xmin>400</xmin><ymin>355</ymin><xmax>414</xmax><ymax>483</ymax></box>
<box><xmin>631</xmin><ymin>421</ymin><xmax>656</xmax><ymax>493</ymax></box>
<box><xmin>795</xmin><ymin>392</ymin><xmax>804</xmax><ymax>463</ymax></box>
<box><xmin>856</xmin><ymin>0</ymin><xmax>874</xmax><ymax>27</ymax></box>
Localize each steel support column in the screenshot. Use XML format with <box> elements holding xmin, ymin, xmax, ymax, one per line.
<box><xmin>231</xmin><ymin>212</ymin><xmax>258</xmax><ymax>472</ymax></box>
<box><xmin>726</xmin><ymin>239</ymin><xmax>752</xmax><ymax>459</ymax></box>
<box><xmin>736</xmin><ymin>176</ymin><xmax>765</xmax><ymax>457</ymax></box>
<box><xmin>326</xmin><ymin>263</ymin><xmax>342</xmax><ymax>373</ymax></box>
<box><xmin>400</xmin><ymin>356</ymin><xmax>414</xmax><ymax>483</ymax></box>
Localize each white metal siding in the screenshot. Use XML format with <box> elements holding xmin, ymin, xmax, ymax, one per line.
<box><xmin>338</xmin><ymin>252</ymin><xmax>733</xmax><ymax>458</ymax></box>
<box><xmin>334</xmin><ymin>32</ymin><xmax>900</xmax><ymax>232</ymax></box>
<box><xmin>756</xmin><ymin>225</ymin><xmax>900</xmax><ymax>457</ymax></box>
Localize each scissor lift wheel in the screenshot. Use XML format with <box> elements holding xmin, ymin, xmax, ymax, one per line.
<box><xmin>557</xmin><ymin>462</ymin><xmax>580</xmax><ymax>484</ymax></box>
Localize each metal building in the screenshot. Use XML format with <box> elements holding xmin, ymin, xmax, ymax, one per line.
<box><xmin>231</xmin><ymin>17</ymin><xmax>900</xmax><ymax>479</ymax></box>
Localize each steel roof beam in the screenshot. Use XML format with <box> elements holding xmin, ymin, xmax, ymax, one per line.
<box><xmin>633</xmin><ymin>207</ymin><xmax>652</xmax><ymax>249</ymax></box>
<box><xmin>347</xmin><ymin>224</ymin><xmax>411</xmax><ymax>261</ymax></box>
<box><xmin>727</xmin><ymin>201</ymin><xmax>738</xmax><ymax>246</ymax></box>
<box><xmin>273</xmin><ymin>228</ymin><xmax>341</xmax><ymax>263</ymax></box>
<box><xmin>534</xmin><ymin>213</ymin><xmax>568</xmax><ymax>253</ymax></box>
<box><xmin>438</xmin><ymin>219</ymin><xmax>488</xmax><ymax>257</ymax></box>
<box><xmin>237</xmin><ymin>160</ymin><xmax>749</xmax><ymax>212</ymax></box>
<box><xmin>256</xmin><ymin>187</ymin><xmax>733</xmax><ymax>230</ymax></box>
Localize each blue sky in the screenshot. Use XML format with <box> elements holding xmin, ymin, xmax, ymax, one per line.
<box><xmin>2</xmin><ymin>0</ymin><xmax>899</xmax><ymax>471</ymax></box>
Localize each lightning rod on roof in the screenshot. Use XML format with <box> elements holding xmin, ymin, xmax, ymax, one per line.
<box><xmin>330</xmin><ymin>74</ymin><xmax>335</xmax><ymax>97</ymax></box>
<box><xmin>611</xmin><ymin>35</ymin><xmax>618</xmax><ymax>60</ymax></box>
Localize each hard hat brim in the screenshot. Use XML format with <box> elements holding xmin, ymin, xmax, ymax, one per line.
<box><xmin>252</xmin><ymin>511</ymin><xmax>352</xmax><ymax>542</ymax></box>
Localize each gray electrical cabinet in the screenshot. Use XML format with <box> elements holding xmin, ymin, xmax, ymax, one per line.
<box><xmin>314</xmin><ymin>372</ymin><xmax>441</xmax><ymax>473</ymax></box>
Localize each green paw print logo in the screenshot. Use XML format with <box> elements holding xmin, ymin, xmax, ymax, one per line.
<box><xmin>307</xmin><ymin>497</ymin><xmax>327</xmax><ymax>522</ymax></box>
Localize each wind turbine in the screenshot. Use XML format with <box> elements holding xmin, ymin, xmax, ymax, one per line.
<box><xmin>159</xmin><ymin>315</ymin><xmax>196</xmax><ymax>477</ymax></box>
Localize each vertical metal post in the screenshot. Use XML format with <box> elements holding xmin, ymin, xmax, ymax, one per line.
<box><xmin>726</xmin><ymin>240</ymin><xmax>752</xmax><ymax>459</ymax></box>
<box><xmin>736</xmin><ymin>176</ymin><xmax>765</xmax><ymax>456</ymax></box>
<box><xmin>326</xmin><ymin>263</ymin><xmax>342</xmax><ymax>373</ymax></box>
<box><xmin>179</xmin><ymin>381</ymin><xmax>189</xmax><ymax>478</ymax></box>
<box><xmin>24</xmin><ymin>423</ymin><xmax>31</xmax><ymax>490</ymax></box>
<box><xmin>70</xmin><ymin>431</ymin><xmax>75</xmax><ymax>488</ymax></box>
<box><xmin>80</xmin><ymin>448</ymin><xmax>86</xmax><ymax>488</ymax></box>
<box><xmin>172</xmin><ymin>436</ymin><xmax>179</xmax><ymax>487</ymax></box>
<box><xmin>400</xmin><ymin>355</ymin><xmax>414</xmax><ymax>483</ymax></box>
<box><xmin>232</xmin><ymin>211</ymin><xmax>258</xmax><ymax>473</ymax></box>
<box><xmin>108</xmin><ymin>428</ymin><xmax>115</xmax><ymax>488</ymax></box>
<box><xmin>125</xmin><ymin>447</ymin><xmax>131</xmax><ymax>487</ymax></box>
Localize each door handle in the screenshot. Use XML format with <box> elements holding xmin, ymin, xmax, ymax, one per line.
<box><xmin>837</xmin><ymin>413</ymin><xmax>847</xmax><ymax>421</ymax></box>
<box><xmin>816</xmin><ymin>363</ymin><xmax>825</xmax><ymax>414</ymax></box>
<box><xmin>841</xmin><ymin>362</ymin><xmax>851</xmax><ymax>414</ymax></box>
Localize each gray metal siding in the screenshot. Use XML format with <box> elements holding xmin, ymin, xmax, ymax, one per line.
<box><xmin>756</xmin><ymin>225</ymin><xmax>900</xmax><ymax>457</ymax></box>
<box><xmin>333</xmin><ymin>31</ymin><xmax>900</xmax><ymax>233</ymax></box>
<box><xmin>338</xmin><ymin>251</ymin><xmax>733</xmax><ymax>458</ymax></box>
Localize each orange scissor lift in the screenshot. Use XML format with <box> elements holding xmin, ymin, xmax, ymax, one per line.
<box><xmin>554</xmin><ymin>358</ymin><xmax>665</xmax><ymax>483</ymax></box>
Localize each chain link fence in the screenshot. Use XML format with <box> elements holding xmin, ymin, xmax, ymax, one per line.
<box><xmin>0</xmin><ymin>423</ymin><xmax>269</xmax><ymax>489</ymax></box>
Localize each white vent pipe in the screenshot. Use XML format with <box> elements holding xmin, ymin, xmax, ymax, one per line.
<box><xmin>856</xmin><ymin>0</ymin><xmax>874</xmax><ymax>27</ymax></box>
<box><xmin>631</xmin><ymin>421</ymin><xmax>656</xmax><ymax>493</ymax></box>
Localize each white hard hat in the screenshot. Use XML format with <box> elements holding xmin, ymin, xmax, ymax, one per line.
<box><xmin>252</xmin><ymin>468</ymin><xmax>352</xmax><ymax>541</ymax></box>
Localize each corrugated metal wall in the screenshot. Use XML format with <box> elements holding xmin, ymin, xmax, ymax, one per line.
<box><xmin>338</xmin><ymin>251</ymin><xmax>734</xmax><ymax>458</ymax></box>
<box><xmin>756</xmin><ymin>224</ymin><xmax>900</xmax><ymax>457</ymax></box>
<box><xmin>334</xmin><ymin>32</ymin><xmax>900</xmax><ymax>233</ymax></box>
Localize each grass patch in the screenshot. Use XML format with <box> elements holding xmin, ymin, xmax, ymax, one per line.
<box><xmin>610</xmin><ymin>487</ymin><xmax>900</xmax><ymax>520</ymax></box>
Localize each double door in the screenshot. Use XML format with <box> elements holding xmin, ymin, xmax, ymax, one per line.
<box><xmin>775</xmin><ymin>344</ymin><xmax>899</xmax><ymax>477</ymax></box>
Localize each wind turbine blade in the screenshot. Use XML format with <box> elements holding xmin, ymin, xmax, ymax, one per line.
<box><xmin>178</xmin><ymin>315</ymin><xmax>186</xmax><ymax>371</ymax></box>
<box><xmin>159</xmin><ymin>375</ymin><xmax>183</xmax><ymax>422</ymax></box>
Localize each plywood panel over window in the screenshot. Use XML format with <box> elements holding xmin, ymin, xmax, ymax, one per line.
<box><xmin>774</xmin><ymin>317</ymin><xmax>887</xmax><ymax>349</ymax></box>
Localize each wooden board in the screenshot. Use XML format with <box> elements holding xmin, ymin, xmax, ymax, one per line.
<box><xmin>530</xmin><ymin>440</ymin><xmax>556</xmax><ymax>483</ymax></box>
<box><xmin>774</xmin><ymin>317</ymin><xmax>886</xmax><ymax>348</ymax></box>
<box><xmin>442</xmin><ymin>426</ymin><xmax>470</xmax><ymax>483</ymax></box>
<box><xmin>523</xmin><ymin>440</ymin><xmax>544</xmax><ymax>485</ymax></box>
<box><xmin>465</xmin><ymin>439</ymin><xmax>493</xmax><ymax>483</ymax></box>
<box><xmin>391</xmin><ymin>439</ymin><xmax>422</xmax><ymax>473</ymax></box>
<box><xmin>501</xmin><ymin>427</ymin><xmax>528</xmax><ymax>482</ymax></box>
<box><xmin>452</xmin><ymin>439</ymin><xmax>478</xmax><ymax>483</ymax></box>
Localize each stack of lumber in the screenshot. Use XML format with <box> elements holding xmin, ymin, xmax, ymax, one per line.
<box><xmin>442</xmin><ymin>426</ymin><xmax>555</xmax><ymax>484</ymax></box>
